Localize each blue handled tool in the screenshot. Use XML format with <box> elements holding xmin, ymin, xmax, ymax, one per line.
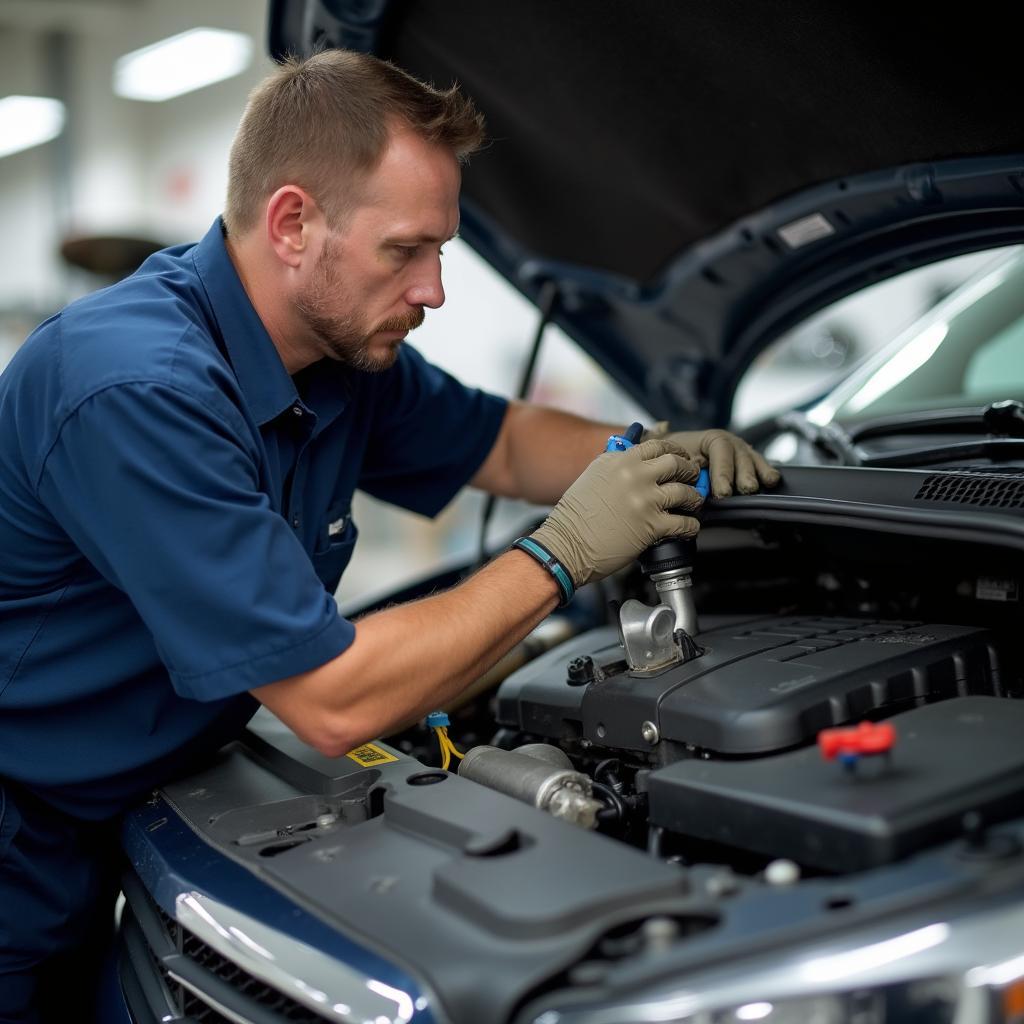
<box><xmin>605</xmin><ymin>422</ymin><xmax>711</xmax><ymax>500</ymax></box>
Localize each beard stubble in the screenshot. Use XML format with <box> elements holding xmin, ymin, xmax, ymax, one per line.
<box><xmin>293</xmin><ymin>237</ymin><xmax>425</xmax><ymax>372</ymax></box>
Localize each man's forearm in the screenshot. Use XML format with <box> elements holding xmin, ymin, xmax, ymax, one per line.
<box><xmin>252</xmin><ymin>549</ymin><xmax>560</xmax><ymax>755</ymax></box>
<box><xmin>476</xmin><ymin>401</ymin><xmax>620</xmax><ymax>505</ymax></box>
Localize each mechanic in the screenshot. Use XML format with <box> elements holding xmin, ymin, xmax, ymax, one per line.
<box><xmin>0</xmin><ymin>50</ymin><xmax>778</xmax><ymax>1023</ymax></box>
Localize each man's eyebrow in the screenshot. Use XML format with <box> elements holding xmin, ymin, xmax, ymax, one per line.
<box><xmin>384</xmin><ymin>230</ymin><xmax>460</xmax><ymax>245</ymax></box>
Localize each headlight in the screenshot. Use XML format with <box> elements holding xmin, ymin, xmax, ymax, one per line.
<box><xmin>526</xmin><ymin>896</ymin><xmax>1024</xmax><ymax>1024</ymax></box>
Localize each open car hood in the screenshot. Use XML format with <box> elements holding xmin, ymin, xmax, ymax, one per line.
<box><xmin>268</xmin><ymin>1</ymin><xmax>1024</xmax><ymax>426</ymax></box>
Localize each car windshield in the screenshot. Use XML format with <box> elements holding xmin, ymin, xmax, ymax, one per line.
<box><xmin>806</xmin><ymin>247</ymin><xmax>1024</xmax><ymax>427</ymax></box>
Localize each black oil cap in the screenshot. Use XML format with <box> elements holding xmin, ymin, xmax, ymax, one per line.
<box><xmin>640</xmin><ymin>537</ymin><xmax>696</xmax><ymax>575</ymax></box>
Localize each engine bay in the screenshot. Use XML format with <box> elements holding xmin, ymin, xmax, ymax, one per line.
<box><xmin>401</xmin><ymin>479</ymin><xmax>1024</xmax><ymax>882</ymax></box>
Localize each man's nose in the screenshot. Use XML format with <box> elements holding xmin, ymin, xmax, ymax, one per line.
<box><xmin>405</xmin><ymin>258</ymin><xmax>445</xmax><ymax>309</ymax></box>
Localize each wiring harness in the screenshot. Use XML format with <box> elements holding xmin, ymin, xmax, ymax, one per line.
<box><xmin>426</xmin><ymin>711</ymin><xmax>465</xmax><ymax>770</ymax></box>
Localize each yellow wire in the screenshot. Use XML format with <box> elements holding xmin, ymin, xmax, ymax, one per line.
<box><xmin>442</xmin><ymin>728</ymin><xmax>464</xmax><ymax>760</ymax></box>
<box><xmin>434</xmin><ymin>725</ymin><xmax>464</xmax><ymax>770</ymax></box>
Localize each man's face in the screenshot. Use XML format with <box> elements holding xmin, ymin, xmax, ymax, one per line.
<box><xmin>293</xmin><ymin>126</ymin><xmax>461</xmax><ymax>372</ymax></box>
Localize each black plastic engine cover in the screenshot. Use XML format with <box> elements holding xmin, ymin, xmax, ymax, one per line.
<box><xmin>647</xmin><ymin>695</ymin><xmax>1024</xmax><ymax>871</ymax></box>
<box><xmin>496</xmin><ymin>616</ymin><xmax>1002</xmax><ymax>755</ymax></box>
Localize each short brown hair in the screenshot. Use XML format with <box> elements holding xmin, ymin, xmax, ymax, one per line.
<box><xmin>224</xmin><ymin>49</ymin><xmax>485</xmax><ymax>235</ymax></box>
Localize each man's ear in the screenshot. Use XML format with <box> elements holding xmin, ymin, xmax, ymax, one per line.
<box><xmin>265</xmin><ymin>186</ymin><xmax>321</xmax><ymax>268</ymax></box>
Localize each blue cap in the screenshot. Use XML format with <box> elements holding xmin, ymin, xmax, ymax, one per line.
<box><xmin>696</xmin><ymin>467</ymin><xmax>711</xmax><ymax>500</ymax></box>
<box><xmin>426</xmin><ymin>711</ymin><xmax>450</xmax><ymax>728</ymax></box>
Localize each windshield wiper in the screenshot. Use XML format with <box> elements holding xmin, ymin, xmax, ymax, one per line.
<box><xmin>775</xmin><ymin>401</ymin><xmax>1024</xmax><ymax>469</ymax></box>
<box><xmin>848</xmin><ymin>400</ymin><xmax>1024</xmax><ymax>444</ymax></box>
<box><xmin>843</xmin><ymin>400</ymin><xmax>1024</xmax><ymax>468</ymax></box>
<box><xmin>860</xmin><ymin>437</ymin><xmax>1024</xmax><ymax>468</ymax></box>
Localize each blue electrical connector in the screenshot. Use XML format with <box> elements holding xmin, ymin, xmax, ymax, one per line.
<box><xmin>604</xmin><ymin>421</ymin><xmax>645</xmax><ymax>452</ymax></box>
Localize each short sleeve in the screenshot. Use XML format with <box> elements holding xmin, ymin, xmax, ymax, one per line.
<box><xmin>358</xmin><ymin>346</ymin><xmax>508</xmax><ymax>516</ymax></box>
<box><xmin>35</xmin><ymin>381</ymin><xmax>354</xmax><ymax>701</ymax></box>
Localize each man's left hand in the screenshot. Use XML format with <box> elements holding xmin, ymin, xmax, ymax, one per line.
<box><xmin>643</xmin><ymin>422</ymin><xmax>781</xmax><ymax>498</ymax></box>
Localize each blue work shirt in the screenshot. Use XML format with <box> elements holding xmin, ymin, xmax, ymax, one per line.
<box><xmin>0</xmin><ymin>218</ymin><xmax>507</xmax><ymax>819</ymax></box>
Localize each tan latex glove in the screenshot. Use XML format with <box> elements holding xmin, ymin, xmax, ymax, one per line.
<box><xmin>643</xmin><ymin>421</ymin><xmax>781</xmax><ymax>498</ymax></box>
<box><xmin>530</xmin><ymin>439</ymin><xmax>703</xmax><ymax>588</ymax></box>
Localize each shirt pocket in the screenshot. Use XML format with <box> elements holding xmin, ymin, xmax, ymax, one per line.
<box><xmin>0</xmin><ymin>784</ymin><xmax>21</xmax><ymax>866</ymax></box>
<box><xmin>0</xmin><ymin>586</ymin><xmax>69</xmax><ymax>703</ymax></box>
<box><xmin>311</xmin><ymin>504</ymin><xmax>359</xmax><ymax>593</ymax></box>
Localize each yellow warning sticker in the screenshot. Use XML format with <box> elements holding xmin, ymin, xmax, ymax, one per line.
<box><xmin>346</xmin><ymin>743</ymin><xmax>400</xmax><ymax>767</ymax></box>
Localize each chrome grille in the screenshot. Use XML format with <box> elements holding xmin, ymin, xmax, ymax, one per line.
<box><xmin>120</xmin><ymin>872</ymin><xmax>329</xmax><ymax>1023</ymax></box>
<box><xmin>156</xmin><ymin>904</ymin><xmax>325</xmax><ymax>1022</ymax></box>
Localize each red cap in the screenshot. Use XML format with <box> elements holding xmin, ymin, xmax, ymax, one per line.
<box><xmin>819</xmin><ymin>721</ymin><xmax>896</xmax><ymax>760</ymax></box>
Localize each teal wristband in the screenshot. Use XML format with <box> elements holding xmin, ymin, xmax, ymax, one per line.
<box><xmin>513</xmin><ymin>537</ymin><xmax>575</xmax><ymax>607</ymax></box>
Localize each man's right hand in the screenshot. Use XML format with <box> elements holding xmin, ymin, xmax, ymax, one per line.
<box><xmin>529</xmin><ymin>438</ymin><xmax>704</xmax><ymax>587</ymax></box>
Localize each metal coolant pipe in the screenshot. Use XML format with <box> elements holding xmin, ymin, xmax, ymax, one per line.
<box><xmin>459</xmin><ymin>744</ymin><xmax>601</xmax><ymax>828</ymax></box>
<box><xmin>650</xmin><ymin>566</ymin><xmax>698</xmax><ymax>636</ymax></box>
<box><xmin>640</xmin><ymin>536</ymin><xmax>699</xmax><ymax>636</ymax></box>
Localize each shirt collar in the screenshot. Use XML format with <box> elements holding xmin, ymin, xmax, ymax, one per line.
<box><xmin>191</xmin><ymin>218</ymin><xmax>300</xmax><ymax>427</ymax></box>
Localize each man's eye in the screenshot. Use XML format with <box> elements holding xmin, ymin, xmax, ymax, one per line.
<box><xmin>394</xmin><ymin>245</ymin><xmax>419</xmax><ymax>259</ymax></box>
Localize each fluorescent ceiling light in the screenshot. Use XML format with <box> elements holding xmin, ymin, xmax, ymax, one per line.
<box><xmin>114</xmin><ymin>28</ymin><xmax>253</xmax><ymax>102</ymax></box>
<box><xmin>0</xmin><ymin>96</ymin><xmax>66</xmax><ymax>159</ymax></box>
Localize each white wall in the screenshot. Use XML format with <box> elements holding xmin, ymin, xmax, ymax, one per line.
<box><xmin>0</xmin><ymin>26</ymin><xmax>66</xmax><ymax>312</ymax></box>
<box><xmin>0</xmin><ymin>0</ymin><xmax>273</xmax><ymax>314</ymax></box>
<box><xmin>133</xmin><ymin>1</ymin><xmax>274</xmax><ymax>242</ymax></box>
